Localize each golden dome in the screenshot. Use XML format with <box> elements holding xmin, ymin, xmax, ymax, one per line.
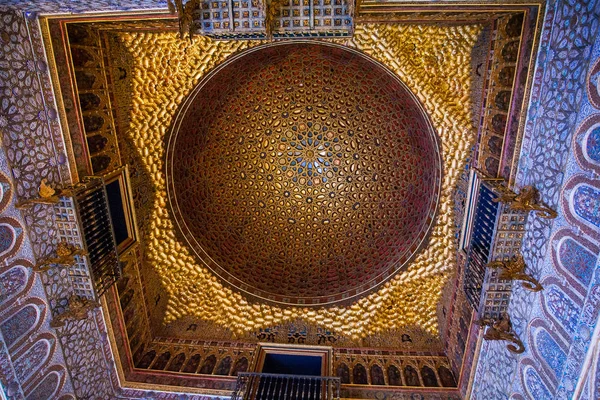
<box><xmin>166</xmin><ymin>42</ymin><xmax>441</xmax><ymax>306</ymax></box>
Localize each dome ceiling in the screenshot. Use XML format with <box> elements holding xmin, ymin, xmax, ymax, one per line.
<box><xmin>167</xmin><ymin>42</ymin><xmax>441</xmax><ymax>306</ymax></box>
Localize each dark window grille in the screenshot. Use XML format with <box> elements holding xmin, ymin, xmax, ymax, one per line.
<box><xmin>73</xmin><ymin>177</ymin><xmax>121</xmax><ymax>297</ymax></box>
<box><xmin>463</xmin><ymin>182</ymin><xmax>500</xmax><ymax>309</ymax></box>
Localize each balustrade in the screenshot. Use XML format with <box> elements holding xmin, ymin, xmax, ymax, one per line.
<box><xmin>231</xmin><ymin>372</ymin><xmax>341</xmax><ymax>400</ymax></box>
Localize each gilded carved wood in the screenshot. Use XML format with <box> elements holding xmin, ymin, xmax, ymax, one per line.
<box><xmin>487</xmin><ymin>253</ymin><xmax>543</xmax><ymax>292</ymax></box>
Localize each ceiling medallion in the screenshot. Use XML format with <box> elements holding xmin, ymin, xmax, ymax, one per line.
<box><xmin>166</xmin><ymin>41</ymin><xmax>441</xmax><ymax>306</ymax></box>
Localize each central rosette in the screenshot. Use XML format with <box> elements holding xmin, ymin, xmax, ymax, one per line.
<box><xmin>279</xmin><ymin>120</ymin><xmax>341</xmax><ymax>186</ymax></box>
<box><xmin>166</xmin><ymin>42</ymin><xmax>441</xmax><ymax>306</ymax></box>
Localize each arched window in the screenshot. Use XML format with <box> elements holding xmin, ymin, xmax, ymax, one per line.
<box><xmin>136</xmin><ymin>350</ymin><xmax>156</xmax><ymax>369</ymax></box>
<box><xmin>132</xmin><ymin>344</ymin><xmax>145</xmax><ymax>365</ymax></box>
<box><xmin>404</xmin><ymin>365</ymin><xmax>420</xmax><ymax>386</ymax></box>
<box><xmin>150</xmin><ymin>352</ymin><xmax>171</xmax><ymax>370</ymax></box>
<box><xmin>353</xmin><ymin>364</ymin><xmax>367</xmax><ymax>385</ymax></box>
<box><xmin>370</xmin><ymin>364</ymin><xmax>385</xmax><ymax>385</ymax></box>
<box><xmin>336</xmin><ymin>363</ymin><xmax>350</xmax><ymax>384</ymax></box>
<box><xmin>231</xmin><ymin>357</ymin><xmax>248</xmax><ymax>376</ymax></box>
<box><xmin>120</xmin><ymin>289</ymin><xmax>134</xmax><ymax>310</ymax></box>
<box><xmin>421</xmin><ymin>366</ymin><xmax>438</xmax><ymax>387</ymax></box>
<box><xmin>182</xmin><ymin>354</ymin><xmax>201</xmax><ymax>373</ymax></box>
<box><xmin>215</xmin><ymin>356</ymin><xmax>232</xmax><ymax>375</ymax></box>
<box><xmin>116</xmin><ymin>276</ymin><xmax>130</xmax><ymax>294</ymax></box>
<box><xmin>387</xmin><ymin>365</ymin><xmax>402</xmax><ymax>386</ymax></box>
<box><xmin>167</xmin><ymin>353</ymin><xmax>186</xmax><ymax>372</ymax></box>
<box><xmin>199</xmin><ymin>355</ymin><xmax>217</xmax><ymax>374</ymax></box>
<box><xmin>438</xmin><ymin>366</ymin><xmax>457</xmax><ymax>387</ymax></box>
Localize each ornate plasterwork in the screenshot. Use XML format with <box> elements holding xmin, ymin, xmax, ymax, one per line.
<box><xmin>114</xmin><ymin>23</ymin><xmax>481</xmax><ymax>338</ymax></box>
<box><xmin>167</xmin><ymin>41</ymin><xmax>442</xmax><ymax>306</ymax></box>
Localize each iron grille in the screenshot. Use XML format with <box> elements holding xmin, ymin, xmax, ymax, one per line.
<box><xmin>232</xmin><ymin>373</ymin><xmax>341</xmax><ymax>400</ymax></box>
<box><xmin>73</xmin><ymin>177</ymin><xmax>121</xmax><ymax>297</ymax></box>
<box><xmin>463</xmin><ymin>182</ymin><xmax>501</xmax><ymax>309</ymax></box>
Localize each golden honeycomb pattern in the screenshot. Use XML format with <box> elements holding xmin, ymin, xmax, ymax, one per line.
<box><xmin>167</xmin><ymin>42</ymin><xmax>441</xmax><ymax>306</ymax></box>
<box><xmin>116</xmin><ymin>22</ymin><xmax>481</xmax><ymax>338</ymax></box>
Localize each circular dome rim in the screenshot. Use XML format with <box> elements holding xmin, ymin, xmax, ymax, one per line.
<box><xmin>165</xmin><ymin>40</ymin><xmax>443</xmax><ymax>307</ymax></box>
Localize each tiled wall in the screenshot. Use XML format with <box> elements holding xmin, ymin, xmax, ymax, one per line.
<box><xmin>471</xmin><ymin>0</ymin><xmax>600</xmax><ymax>398</ymax></box>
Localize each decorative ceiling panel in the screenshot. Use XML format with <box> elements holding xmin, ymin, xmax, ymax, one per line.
<box><xmin>166</xmin><ymin>42</ymin><xmax>441</xmax><ymax>306</ymax></box>
<box><xmin>112</xmin><ymin>23</ymin><xmax>482</xmax><ymax>339</ymax></box>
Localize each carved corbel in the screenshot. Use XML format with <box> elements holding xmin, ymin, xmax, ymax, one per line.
<box><xmin>264</xmin><ymin>0</ymin><xmax>285</xmax><ymax>38</ymax></box>
<box><xmin>50</xmin><ymin>294</ymin><xmax>100</xmax><ymax>328</ymax></box>
<box><xmin>34</xmin><ymin>241</ymin><xmax>87</xmax><ymax>272</ymax></box>
<box><xmin>173</xmin><ymin>0</ymin><xmax>200</xmax><ymax>40</ymax></box>
<box><xmin>487</xmin><ymin>253</ymin><xmax>543</xmax><ymax>292</ymax></box>
<box><xmin>475</xmin><ymin>313</ymin><xmax>524</xmax><ymax>354</ymax></box>
<box><xmin>492</xmin><ymin>185</ymin><xmax>557</xmax><ymax>219</ymax></box>
<box><xmin>15</xmin><ymin>179</ymin><xmax>75</xmax><ymax>209</ymax></box>
<box><xmin>473</xmin><ymin>168</ymin><xmax>557</xmax><ymax>218</ymax></box>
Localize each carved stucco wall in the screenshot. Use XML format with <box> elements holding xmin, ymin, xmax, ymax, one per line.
<box><xmin>0</xmin><ymin>106</ymin><xmax>74</xmax><ymax>399</ymax></box>
<box><xmin>471</xmin><ymin>0</ymin><xmax>600</xmax><ymax>399</ymax></box>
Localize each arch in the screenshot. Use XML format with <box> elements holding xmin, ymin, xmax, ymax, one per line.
<box><xmin>71</xmin><ymin>47</ymin><xmax>96</xmax><ymax>67</ymax></box>
<box><xmin>0</xmin><ymin>217</ymin><xmax>24</xmax><ymax>259</ymax></box>
<box><xmin>421</xmin><ymin>365</ymin><xmax>438</xmax><ymax>387</ymax></box>
<box><xmin>199</xmin><ymin>354</ymin><xmax>217</xmax><ymax>374</ymax></box>
<box><xmin>215</xmin><ymin>356</ymin><xmax>232</xmax><ymax>375</ymax></box>
<box><xmin>231</xmin><ymin>357</ymin><xmax>248</xmax><ymax>376</ymax></box>
<box><xmin>136</xmin><ymin>350</ymin><xmax>156</xmax><ymax>369</ymax></box>
<box><xmin>132</xmin><ymin>343</ymin><xmax>145</xmax><ymax>365</ymax></box>
<box><xmin>534</xmin><ymin>328</ymin><xmax>566</xmax><ymax>380</ymax></box>
<box><xmin>91</xmin><ymin>155</ymin><xmax>111</xmax><ymax>173</ymax></box>
<box><xmin>370</xmin><ymin>364</ymin><xmax>385</xmax><ymax>385</ymax></box>
<box><xmin>83</xmin><ymin>115</ymin><xmax>105</xmax><ymax>133</ymax></box>
<box><xmin>123</xmin><ymin>304</ymin><xmax>136</xmax><ymax>327</ymax></box>
<box><xmin>0</xmin><ymin>172</ymin><xmax>12</xmax><ymax>214</ymax></box>
<box><xmin>562</xmin><ymin>176</ymin><xmax>600</xmax><ymax>241</ymax></box>
<box><xmin>182</xmin><ymin>354</ymin><xmax>201</xmax><ymax>373</ymax></box>
<box><xmin>572</xmin><ymin>184</ymin><xmax>600</xmax><ymax>228</ymax></box>
<box><xmin>523</xmin><ymin>366</ymin><xmax>552</xmax><ymax>400</ymax></box>
<box><xmin>166</xmin><ymin>353</ymin><xmax>186</xmax><ymax>372</ymax></box>
<box><xmin>587</xmin><ymin>58</ymin><xmax>600</xmax><ymax>109</ymax></box>
<box><xmin>0</xmin><ymin>262</ymin><xmax>32</xmax><ymax>309</ymax></box>
<box><xmin>541</xmin><ymin>284</ymin><xmax>581</xmax><ymax>337</ymax></box>
<box><xmin>387</xmin><ymin>364</ymin><xmax>402</xmax><ymax>386</ymax></box>
<box><xmin>0</xmin><ymin>224</ymin><xmax>14</xmax><ymax>254</ymax></box>
<box><xmin>573</xmin><ymin>114</ymin><xmax>600</xmax><ymax>173</ymax></box>
<box><xmin>352</xmin><ymin>364</ymin><xmax>367</xmax><ymax>384</ymax></box>
<box><xmin>129</xmin><ymin>332</ymin><xmax>141</xmax><ymax>353</ymax></box>
<box><xmin>25</xmin><ymin>371</ymin><xmax>61</xmax><ymax>400</ymax></box>
<box><xmin>404</xmin><ymin>365</ymin><xmax>420</xmax><ymax>386</ymax></box>
<box><xmin>88</xmin><ymin>134</ymin><xmax>109</xmax><ymax>154</ymax></box>
<box><xmin>551</xmin><ymin>229</ymin><xmax>598</xmax><ymax>292</ymax></box>
<box><xmin>126</xmin><ymin>315</ymin><xmax>140</xmax><ymax>338</ymax></box>
<box><xmin>150</xmin><ymin>351</ymin><xmax>171</xmax><ymax>370</ymax></box>
<box><xmin>1</xmin><ymin>303</ymin><xmax>43</xmax><ymax>351</ymax></box>
<box><xmin>116</xmin><ymin>275</ymin><xmax>130</xmax><ymax>294</ymax></box>
<box><xmin>583</xmin><ymin>125</ymin><xmax>600</xmax><ymax>165</ymax></box>
<box><xmin>14</xmin><ymin>338</ymin><xmax>53</xmax><ymax>383</ymax></box>
<box><xmin>120</xmin><ymin>289</ymin><xmax>134</xmax><ymax>310</ymax></box>
<box><xmin>437</xmin><ymin>366</ymin><xmax>457</xmax><ymax>387</ymax></box>
<box><xmin>336</xmin><ymin>363</ymin><xmax>350</xmax><ymax>384</ymax></box>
